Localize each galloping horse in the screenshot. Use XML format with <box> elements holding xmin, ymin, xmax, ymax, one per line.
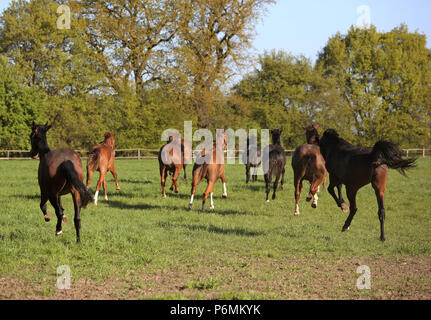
<box><xmin>188</xmin><ymin>132</ymin><xmax>228</xmax><ymax>212</ymax></box>
<box><xmin>319</xmin><ymin>129</ymin><xmax>416</xmax><ymax>241</ymax></box>
<box><xmin>30</xmin><ymin>122</ymin><xmax>92</xmax><ymax>242</ymax></box>
<box><xmin>86</xmin><ymin>132</ymin><xmax>120</xmax><ymax>205</ymax></box>
<box><xmin>158</xmin><ymin>133</ymin><xmax>188</xmax><ymax>197</ymax></box>
<box><xmin>262</xmin><ymin>129</ymin><xmax>286</xmax><ymax>202</ymax></box>
<box><xmin>291</xmin><ymin>124</ymin><xmax>327</xmax><ymax>215</ymax></box>
<box><xmin>243</xmin><ymin>135</ymin><xmax>262</xmax><ymax>184</ymax></box>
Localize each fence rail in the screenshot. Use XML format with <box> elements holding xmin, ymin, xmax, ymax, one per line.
<box><xmin>1</xmin><ymin>148</ymin><xmax>430</xmax><ymax>160</ymax></box>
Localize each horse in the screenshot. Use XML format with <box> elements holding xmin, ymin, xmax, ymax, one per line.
<box><xmin>319</xmin><ymin>129</ymin><xmax>416</xmax><ymax>241</ymax></box>
<box><xmin>86</xmin><ymin>132</ymin><xmax>120</xmax><ymax>205</ymax></box>
<box><xmin>243</xmin><ymin>135</ymin><xmax>262</xmax><ymax>183</ymax></box>
<box><xmin>262</xmin><ymin>129</ymin><xmax>286</xmax><ymax>202</ymax></box>
<box><xmin>188</xmin><ymin>132</ymin><xmax>228</xmax><ymax>212</ymax></box>
<box><xmin>291</xmin><ymin>124</ymin><xmax>327</xmax><ymax>216</ymax></box>
<box><xmin>30</xmin><ymin>122</ymin><xmax>92</xmax><ymax>242</ymax></box>
<box><xmin>158</xmin><ymin>133</ymin><xmax>188</xmax><ymax>198</ymax></box>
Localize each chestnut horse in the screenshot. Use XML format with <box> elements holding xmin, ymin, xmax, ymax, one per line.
<box><xmin>319</xmin><ymin>129</ymin><xmax>416</xmax><ymax>241</ymax></box>
<box><xmin>158</xmin><ymin>133</ymin><xmax>190</xmax><ymax>197</ymax></box>
<box><xmin>291</xmin><ymin>125</ymin><xmax>327</xmax><ymax>216</ymax></box>
<box><xmin>30</xmin><ymin>122</ymin><xmax>92</xmax><ymax>242</ymax></box>
<box><xmin>262</xmin><ymin>129</ymin><xmax>286</xmax><ymax>202</ymax></box>
<box><xmin>188</xmin><ymin>132</ymin><xmax>228</xmax><ymax>212</ymax></box>
<box><xmin>86</xmin><ymin>132</ymin><xmax>120</xmax><ymax>205</ymax></box>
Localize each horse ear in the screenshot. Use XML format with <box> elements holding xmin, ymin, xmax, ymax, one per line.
<box><xmin>45</xmin><ymin>124</ymin><xmax>52</xmax><ymax>131</ymax></box>
<box><xmin>104</xmin><ymin>132</ymin><xmax>110</xmax><ymax>137</ymax></box>
<box><xmin>314</xmin><ymin>124</ymin><xmax>319</xmax><ymax>129</ymax></box>
<box><xmin>31</xmin><ymin>121</ymin><xmax>36</xmax><ymax>130</ymax></box>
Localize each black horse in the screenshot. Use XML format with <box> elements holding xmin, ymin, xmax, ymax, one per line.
<box><xmin>30</xmin><ymin>122</ymin><xmax>92</xmax><ymax>242</ymax></box>
<box><xmin>319</xmin><ymin>129</ymin><xmax>416</xmax><ymax>241</ymax></box>
<box><xmin>262</xmin><ymin>129</ymin><xmax>286</xmax><ymax>202</ymax></box>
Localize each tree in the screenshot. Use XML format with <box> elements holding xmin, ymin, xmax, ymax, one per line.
<box><xmin>317</xmin><ymin>24</ymin><xmax>431</xmax><ymax>146</ymax></box>
<box><xmin>0</xmin><ymin>55</ymin><xmax>46</xmax><ymax>149</ymax></box>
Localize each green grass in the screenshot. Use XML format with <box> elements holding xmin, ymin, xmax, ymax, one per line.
<box><xmin>0</xmin><ymin>158</ymin><xmax>430</xmax><ymax>299</ymax></box>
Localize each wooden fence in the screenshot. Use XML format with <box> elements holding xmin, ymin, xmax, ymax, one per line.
<box><xmin>1</xmin><ymin>148</ymin><xmax>430</xmax><ymax>160</ymax></box>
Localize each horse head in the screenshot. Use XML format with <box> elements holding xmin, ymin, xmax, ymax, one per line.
<box><xmin>29</xmin><ymin>122</ymin><xmax>51</xmax><ymax>158</ymax></box>
<box><xmin>318</xmin><ymin>129</ymin><xmax>340</xmax><ymax>159</ymax></box>
<box><xmin>103</xmin><ymin>132</ymin><xmax>116</xmax><ymax>148</ymax></box>
<box><xmin>270</xmin><ymin>129</ymin><xmax>282</xmax><ymax>145</ymax></box>
<box><xmin>303</xmin><ymin>124</ymin><xmax>320</xmax><ymax>145</ymax></box>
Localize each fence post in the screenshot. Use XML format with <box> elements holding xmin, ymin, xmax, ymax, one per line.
<box><xmin>406</xmin><ymin>149</ymin><xmax>409</xmax><ymax>157</ymax></box>
<box><xmin>138</xmin><ymin>148</ymin><xmax>141</xmax><ymax>160</ymax></box>
<box><xmin>423</xmin><ymin>148</ymin><xmax>425</xmax><ymax>158</ymax></box>
<box><xmin>7</xmin><ymin>150</ymin><xmax>10</xmax><ymax>160</ymax></box>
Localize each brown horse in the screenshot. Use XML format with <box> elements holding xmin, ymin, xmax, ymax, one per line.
<box><xmin>319</xmin><ymin>129</ymin><xmax>416</xmax><ymax>241</ymax></box>
<box><xmin>86</xmin><ymin>132</ymin><xmax>120</xmax><ymax>205</ymax></box>
<box><xmin>243</xmin><ymin>135</ymin><xmax>262</xmax><ymax>183</ymax></box>
<box><xmin>158</xmin><ymin>133</ymin><xmax>187</xmax><ymax>197</ymax></box>
<box><xmin>30</xmin><ymin>122</ymin><xmax>92</xmax><ymax>242</ymax></box>
<box><xmin>291</xmin><ymin>124</ymin><xmax>327</xmax><ymax>216</ymax></box>
<box><xmin>188</xmin><ymin>132</ymin><xmax>228</xmax><ymax>212</ymax></box>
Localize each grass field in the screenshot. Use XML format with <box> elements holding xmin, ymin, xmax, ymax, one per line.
<box><xmin>0</xmin><ymin>157</ymin><xmax>430</xmax><ymax>300</ymax></box>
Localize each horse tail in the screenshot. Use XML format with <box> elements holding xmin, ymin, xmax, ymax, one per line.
<box><xmin>371</xmin><ymin>141</ymin><xmax>417</xmax><ymax>176</ymax></box>
<box><xmin>62</xmin><ymin>160</ymin><xmax>93</xmax><ymax>208</ymax></box>
<box><xmin>87</xmin><ymin>149</ymin><xmax>100</xmax><ymax>172</ymax></box>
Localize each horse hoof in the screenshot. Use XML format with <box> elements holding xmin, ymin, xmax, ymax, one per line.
<box><xmin>163</xmin><ymin>194</ymin><xmax>167</xmax><ymax>198</ymax></box>
<box><xmin>116</xmin><ymin>186</ymin><xmax>121</xmax><ymax>190</ymax></box>
<box><xmin>266</xmin><ymin>200</ymin><xmax>270</xmax><ymax>203</ymax></box>
<box><xmin>175</xmin><ymin>190</ymin><xmax>179</xmax><ymax>194</ymax></box>
<box><xmin>188</xmin><ymin>204</ymin><xmax>192</xmax><ymax>210</ymax></box>
<box><xmin>210</xmin><ymin>206</ymin><xmax>215</xmax><ymax>210</ymax></box>
<box><xmin>342</xmin><ymin>226</ymin><xmax>350</xmax><ymax>232</ymax></box>
<box><xmin>44</xmin><ymin>214</ymin><xmax>52</xmax><ymax>222</ymax></box>
<box><xmin>306</xmin><ymin>196</ymin><xmax>312</xmax><ymax>202</ymax></box>
<box><xmin>341</xmin><ymin>203</ymin><xmax>349</xmax><ymax>213</ymax></box>
<box><xmin>105</xmin><ymin>196</ymin><xmax>108</xmax><ymax>201</ymax></box>
<box><xmin>380</xmin><ymin>236</ymin><xmax>386</xmax><ymax>242</ymax></box>
<box><xmin>311</xmin><ymin>203</ymin><xmax>317</xmax><ymax>209</ymax></box>
<box><xmin>222</xmin><ymin>194</ymin><xmax>227</xmax><ymax>199</ymax></box>
<box><xmin>279</xmin><ymin>185</ymin><xmax>283</xmax><ymax>190</ymax></box>
<box><xmin>294</xmin><ymin>212</ymin><xmax>300</xmax><ymax>216</ymax></box>
<box><xmin>62</xmin><ymin>216</ymin><xmax>68</xmax><ymax>224</ymax></box>
<box><xmin>56</xmin><ymin>230</ymin><xmax>63</xmax><ymax>236</ymax></box>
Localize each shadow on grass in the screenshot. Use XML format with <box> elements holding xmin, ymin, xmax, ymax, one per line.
<box><xmin>157</xmin><ymin>221</ymin><xmax>266</xmax><ymax>237</ymax></box>
<box><xmin>11</xmin><ymin>194</ymin><xmax>40</xmax><ymax>200</ymax></box>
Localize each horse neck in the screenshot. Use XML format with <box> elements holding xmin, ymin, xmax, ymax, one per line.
<box><xmin>37</xmin><ymin>139</ymin><xmax>51</xmax><ymax>158</ymax></box>
<box><xmin>103</xmin><ymin>140</ymin><xmax>115</xmax><ymax>149</ymax></box>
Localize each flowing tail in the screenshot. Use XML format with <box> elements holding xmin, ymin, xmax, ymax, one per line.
<box><xmin>87</xmin><ymin>148</ymin><xmax>100</xmax><ymax>172</ymax></box>
<box><xmin>61</xmin><ymin>160</ymin><xmax>93</xmax><ymax>208</ymax></box>
<box><xmin>371</xmin><ymin>141</ymin><xmax>417</xmax><ymax>176</ymax></box>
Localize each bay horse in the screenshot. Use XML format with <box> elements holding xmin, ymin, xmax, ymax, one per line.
<box><xmin>86</xmin><ymin>132</ymin><xmax>120</xmax><ymax>205</ymax></box>
<box><xmin>30</xmin><ymin>122</ymin><xmax>92</xmax><ymax>242</ymax></box>
<box><xmin>243</xmin><ymin>135</ymin><xmax>262</xmax><ymax>184</ymax></box>
<box><xmin>158</xmin><ymin>133</ymin><xmax>188</xmax><ymax>197</ymax></box>
<box><xmin>188</xmin><ymin>132</ymin><xmax>228</xmax><ymax>212</ymax></box>
<box><xmin>319</xmin><ymin>129</ymin><xmax>416</xmax><ymax>241</ymax></box>
<box><xmin>262</xmin><ymin>129</ymin><xmax>286</xmax><ymax>202</ymax></box>
<box><xmin>291</xmin><ymin>124</ymin><xmax>327</xmax><ymax>216</ymax></box>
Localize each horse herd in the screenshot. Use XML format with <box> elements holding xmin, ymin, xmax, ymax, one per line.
<box><xmin>29</xmin><ymin>122</ymin><xmax>416</xmax><ymax>243</ymax></box>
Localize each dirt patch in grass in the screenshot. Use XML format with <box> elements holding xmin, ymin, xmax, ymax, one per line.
<box><xmin>1</xmin><ymin>255</ymin><xmax>430</xmax><ymax>300</ymax></box>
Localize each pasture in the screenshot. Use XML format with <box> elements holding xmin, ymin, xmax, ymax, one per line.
<box><xmin>0</xmin><ymin>158</ymin><xmax>430</xmax><ymax>299</ymax></box>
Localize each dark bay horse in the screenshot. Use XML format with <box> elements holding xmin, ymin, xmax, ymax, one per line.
<box><xmin>188</xmin><ymin>132</ymin><xmax>228</xmax><ymax>212</ymax></box>
<box><xmin>262</xmin><ymin>129</ymin><xmax>286</xmax><ymax>202</ymax></box>
<box><xmin>86</xmin><ymin>132</ymin><xmax>120</xmax><ymax>205</ymax></box>
<box><xmin>158</xmin><ymin>133</ymin><xmax>188</xmax><ymax>198</ymax></box>
<box><xmin>243</xmin><ymin>135</ymin><xmax>262</xmax><ymax>184</ymax></box>
<box><xmin>291</xmin><ymin>124</ymin><xmax>327</xmax><ymax>215</ymax></box>
<box><xmin>319</xmin><ymin>129</ymin><xmax>416</xmax><ymax>241</ymax></box>
<box><xmin>30</xmin><ymin>122</ymin><xmax>92</xmax><ymax>242</ymax></box>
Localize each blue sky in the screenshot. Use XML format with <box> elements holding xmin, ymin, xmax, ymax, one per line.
<box><xmin>254</xmin><ymin>0</ymin><xmax>431</xmax><ymax>63</ymax></box>
<box><xmin>0</xmin><ymin>0</ymin><xmax>430</xmax><ymax>65</ymax></box>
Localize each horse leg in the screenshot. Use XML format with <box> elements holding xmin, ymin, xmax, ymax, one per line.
<box><xmin>272</xmin><ymin>172</ymin><xmax>280</xmax><ymax>200</ymax></box>
<box><xmin>221</xmin><ymin>174</ymin><xmax>227</xmax><ymax>198</ymax></box>
<box><xmin>71</xmin><ymin>192</ymin><xmax>81</xmax><ymax>243</ymax></box>
<box><xmin>188</xmin><ymin>174</ymin><xmax>199</xmax><ymax>209</ymax></box>
<box><xmin>40</xmin><ymin>194</ymin><xmax>51</xmax><ymax>222</ymax></box>
<box><xmin>160</xmin><ymin>166</ymin><xmax>167</xmax><ymax>198</ymax></box>
<box><xmin>293</xmin><ymin>175</ymin><xmax>301</xmax><ymax>216</ymax></box>
<box><xmin>172</xmin><ymin>167</ymin><xmax>181</xmax><ymax>193</ymax></box>
<box><xmin>309</xmin><ymin>179</ymin><xmax>321</xmax><ymax>209</ymax></box>
<box><xmin>279</xmin><ymin>168</ymin><xmax>285</xmax><ymax>190</ymax></box>
<box><xmin>252</xmin><ymin>166</ymin><xmax>258</xmax><ymax>182</ymax></box>
<box><xmin>264</xmin><ymin>173</ymin><xmax>272</xmax><ymax>202</ymax></box>
<box><xmin>102</xmin><ymin>173</ymin><xmax>108</xmax><ymax>201</ymax></box>
<box><xmin>372</xmin><ymin>167</ymin><xmax>387</xmax><ymax>241</ymax></box>
<box><xmin>342</xmin><ymin>186</ymin><xmax>358</xmax><ymax>232</ymax></box>
<box><xmin>110</xmin><ymin>166</ymin><xmax>120</xmax><ymax>190</ymax></box>
<box><xmin>94</xmin><ymin>170</ymin><xmax>105</xmax><ymax>205</ymax></box>
<box><xmin>245</xmin><ymin>162</ymin><xmax>251</xmax><ymax>184</ymax></box>
<box><xmin>183</xmin><ymin>164</ymin><xmax>187</xmax><ymax>184</ymax></box>
<box><xmin>337</xmin><ymin>184</ymin><xmax>348</xmax><ymax>213</ymax></box>
<box><xmin>58</xmin><ymin>197</ymin><xmax>67</xmax><ymax>222</ymax></box>
<box><xmin>49</xmin><ymin>196</ymin><xmax>64</xmax><ymax>236</ymax></box>
<box><xmin>86</xmin><ymin>168</ymin><xmax>92</xmax><ymax>190</ymax></box>
<box><xmin>202</xmin><ymin>181</ymin><xmax>215</xmax><ymax>212</ymax></box>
